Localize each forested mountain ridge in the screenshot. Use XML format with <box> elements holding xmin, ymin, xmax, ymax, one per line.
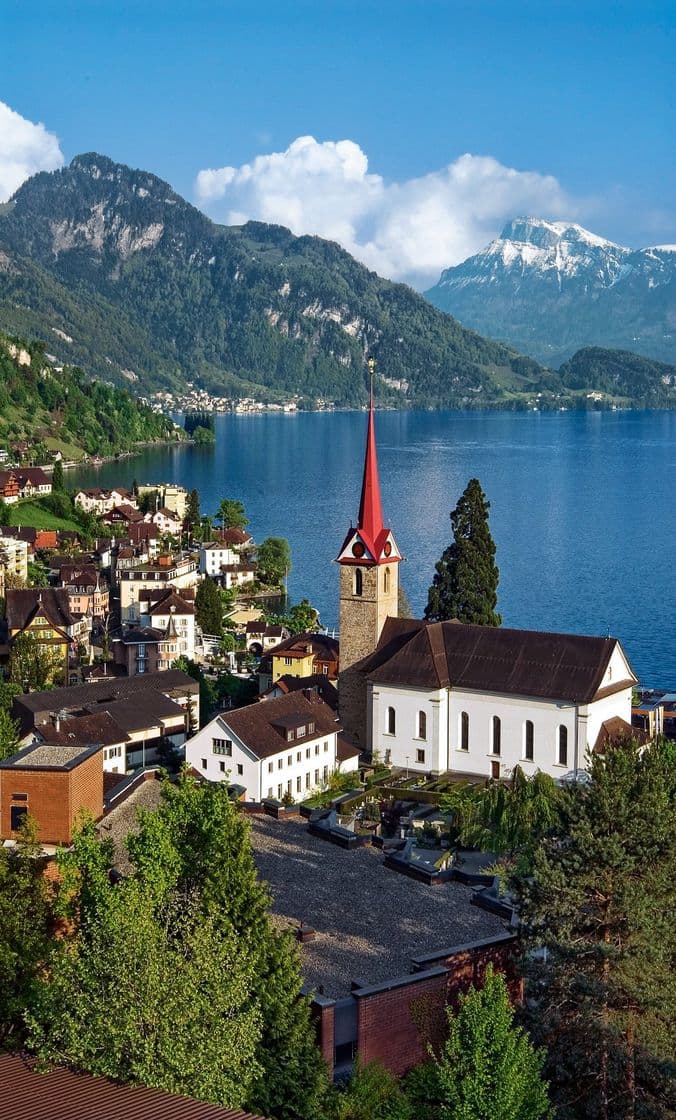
<box><xmin>0</xmin><ymin>154</ymin><xmax>550</xmax><ymax>407</ymax></box>
<box><xmin>0</xmin><ymin>329</ymin><xmax>180</xmax><ymax>459</ymax></box>
<box><xmin>425</xmin><ymin>217</ymin><xmax>676</xmax><ymax>366</ymax></box>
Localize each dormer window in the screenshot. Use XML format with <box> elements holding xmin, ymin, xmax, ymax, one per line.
<box><xmin>286</xmin><ymin>729</ymin><xmax>295</xmax><ymax>742</ymax></box>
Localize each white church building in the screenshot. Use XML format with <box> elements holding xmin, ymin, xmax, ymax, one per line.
<box><xmin>335</xmin><ymin>371</ymin><xmax>638</xmax><ymax>781</ymax></box>
<box><xmin>359</xmin><ymin>617</ymin><xmax>637</xmax><ymax>780</ymax></box>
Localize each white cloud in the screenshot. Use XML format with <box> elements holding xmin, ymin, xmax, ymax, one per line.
<box><xmin>195</xmin><ymin>136</ymin><xmax>578</xmax><ymax>287</ymax></box>
<box><xmin>0</xmin><ymin>102</ymin><xmax>64</xmax><ymax>202</ymax></box>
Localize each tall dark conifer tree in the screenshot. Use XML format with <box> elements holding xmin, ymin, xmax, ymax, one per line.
<box><xmin>518</xmin><ymin>737</ymin><xmax>676</xmax><ymax>1120</ymax></box>
<box><xmin>424</xmin><ymin>478</ymin><xmax>501</xmax><ymax>625</ymax></box>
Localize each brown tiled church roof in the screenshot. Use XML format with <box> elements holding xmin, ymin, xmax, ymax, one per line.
<box><xmin>358</xmin><ymin>618</ymin><xmax>635</xmax><ymax>704</ymax></box>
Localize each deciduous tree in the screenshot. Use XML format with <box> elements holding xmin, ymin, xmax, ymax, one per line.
<box><xmin>127</xmin><ymin>773</ymin><xmax>329</xmax><ymax>1120</ymax></box>
<box><xmin>431</xmin><ymin>967</ymin><xmax>551</xmax><ymax>1120</ymax></box>
<box><xmin>0</xmin><ymin>816</ymin><xmax>56</xmax><ymax>1049</ymax></box>
<box><xmin>425</xmin><ymin>478</ymin><xmax>501</xmax><ymax>626</ymax></box>
<box><xmin>257</xmin><ymin>536</ymin><xmax>291</xmax><ymax>586</ymax></box>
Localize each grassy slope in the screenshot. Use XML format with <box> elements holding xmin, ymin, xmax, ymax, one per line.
<box><xmin>7</xmin><ymin>499</ymin><xmax>83</xmax><ymax>532</ymax></box>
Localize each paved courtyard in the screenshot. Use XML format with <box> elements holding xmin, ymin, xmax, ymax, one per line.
<box><xmin>249</xmin><ymin>814</ymin><xmax>509</xmax><ymax>999</ymax></box>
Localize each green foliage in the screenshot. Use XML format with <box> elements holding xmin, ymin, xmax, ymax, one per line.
<box><xmin>332</xmin><ymin>1060</ymin><xmax>413</xmax><ymax>1120</ymax></box>
<box><xmin>518</xmin><ymin>736</ymin><xmax>676</xmax><ymax>1120</ymax></box>
<box><xmin>0</xmin><ymin>332</ymin><xmax>179</xmax><ymax>457</ymax></box>
<box><xmin>431</xmin><ymin>967</ymin><xmax>551</xmax><ymax>1120</ymax></box>
<box><xmin>0</xmin><ymin>816</ymin><xmax>56</xmax><ymax>1050</ymax></box>
<box><xmin>172</xmin><ymin>656</ymin><xmax>216</xmax><ymax>725</ymax></box>
<box><xmin>0</xmin><ymin>705</ymin><xmax>20</xmax><ymax>761</ymax></box>
<box><xmin>185</xmin><ymin>487</ymin><xmax>201</xmax><ymax>530</ymax></box>
<box><xmin>268</xmin><ymin>598</ymin><xmax>320</xmax><ymax>636</ymax></box>
<box><xmin>9</xmin><ymin>631</ymin><xmax>64</xmax><ymax>691</ymax></box>
<box><xmin>28</xmin><ymin>870</ymin><xmax>261</xmax><ymax>1106</ymax></box>
<box><xmin>425</xmin><ymin>478</ymin><xmax>501</xmax><ymax>626</ymax></box>
<box><xmin>558</xmin><ymin>348</ymin><xmax>676</xmax><ymax>405</ymax></box>
<box><xmin>441</xmin><ymin>768</ymin><xmax>562</xmax><ymax>864</ymax></box>
<box><xmin>257</xmin><ymin>536</ymin><xmax>291</xmax><ymax>586</ymax></box>
<box><xmin>217</xmin><ymin>498</ymin><xmax>248</xmax><ymax>530</ymax></box>
<box><xmin>195</xmin><ymin>577</ymin><xmax>223</xmax><ymax>635</ymax></box>
<box><xmin>51</xmin><ymin>459</ymin><xmax>64</xmax><ymax>490</ymax></box>
<box><xmin>126</xmin><ymin>773</ymin><xmax>329</xmax><ymax>1119</ymax></box>
<box><xmin>192</xmin><ymin>424</ymin><xmax>215</xmax><ymax>445</ymax></box>
<box><xmin>184</xmin><ymin>411</ymin><xmax>215</xmax><ymax>436</ymax></box>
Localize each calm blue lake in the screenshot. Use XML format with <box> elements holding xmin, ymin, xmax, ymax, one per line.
<box><xmin>69</xmin><ymin>409</ymin><xmax>676</xmax><ymax>689</ymax></box>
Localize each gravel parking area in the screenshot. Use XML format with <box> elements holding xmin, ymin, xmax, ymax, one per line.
<box><xmin>249</xmin><ymin>814</ymin><xmax>508</xmax><ymax>998</ymax></box>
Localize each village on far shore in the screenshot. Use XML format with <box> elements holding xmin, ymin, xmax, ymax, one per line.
<box><xmin>0</xmin><ymin>390</ymin><xmax>672</xmax><ymax>1091</ymax></box>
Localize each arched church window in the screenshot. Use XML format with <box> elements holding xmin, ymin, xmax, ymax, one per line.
<box><xmin>557</xmin><ymin>725</ymin><xmax>568</xmax><ymax>766</ymax></box>
<box><xmin>386</xmin><ymin>706</ymin><xmax>396</xmax><ymax>735</ymax></box>
<box><xmin>354</xmin><ymin>568</ymin><xmax>363</xmax><ymax>597</ymax></box>
<box><xmin>383</xmin><ymin>567</ymin><xmax>391</xmax><ymax>594</ymax></box>
<box><xmin>492</xmin><ymin>716</ymin><xmax>501</xmax><ymax>756</ymax></box>
<box><xmin>460</xmin><ymin>711</ymin><xmax>469</xmax><ymax>751</ymax></box>
<box><xmin>524</xmin><ymin>720</ymin><xmax>534</xmax><ymax>761</ymax></box>
<box><xmin>417</xmin><ymin>710</ymin><xmax>427</xmax><ymax>739</ymax></box>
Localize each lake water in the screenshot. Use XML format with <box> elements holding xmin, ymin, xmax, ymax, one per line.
<box><xmin>69</xmin><ymin>409</ymin><xmax>676</xmax><ymax>688</ymax></box>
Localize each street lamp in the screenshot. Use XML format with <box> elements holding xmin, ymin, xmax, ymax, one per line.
<box><xmin>405</xmin><ymin>755</ymin><xmax>409</xmax><ymax>779</ymax></box>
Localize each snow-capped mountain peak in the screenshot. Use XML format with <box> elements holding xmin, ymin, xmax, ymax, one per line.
<box><xmin>424</xmin><ymin>216</ymin><xmax>676</xmax><ymax>366</ymax></box>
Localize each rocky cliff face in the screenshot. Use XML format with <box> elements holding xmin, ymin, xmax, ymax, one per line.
<box><xmin>425</xmin><ymin>218</ymin><xmax>676</xmax><ymax>365</ymax></box>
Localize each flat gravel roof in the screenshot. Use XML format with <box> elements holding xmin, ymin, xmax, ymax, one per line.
<box><xmin>249</xmin><ymin>815</ymin><xmax>508</xmax><ymax>999</ymax></box>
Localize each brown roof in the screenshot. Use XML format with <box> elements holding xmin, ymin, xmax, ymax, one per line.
<box><xmin>0</xmin><ymin>1053</ymin><xmax>269</xmax><ymax>1120</ymax></box>
<box><xmin>6</xmin><ymin>587</ymin><xmax>75</xmax><ymax>634</ymax></box>
<box><xmin>37</xmin><ymin>711</ymin><xmax>130</xmax><ymax>747</ymax></box>
<box><xmin>143</xmin><ymin>588</ymin><xmax>195</xmax><ymax>616</ymax></box>
<box><xmin>12</xmin><ymin>669</ymin><xmax>199</xmax><ymax>735</ymax></box>
<box><xmin>358</xmin><ymin>618</ymin><xmax>635</xmax><ymax>704</ymax></box>
<box><xmin>593</xmin><ymin>716</ymin><xmax>647</xmax><ymax>753</ymax></box>
<box><xmin>260</xmin><ymin>631</ymin><xmax>339</xmax><ymax>673</ymax></box>
<box><xmin>268</xmin><ymin>674</ymin><xmax>339</xmax><ymax>711</ymax></box>
<box><xmin>219</xmin><ymin>690</ymin><xmax>340</xmax><ymax>760</ymax></box>
<box><xmin>216</xmin><ymin>527</ymin><xmax>252</xmax><ymax>546</ymax></box>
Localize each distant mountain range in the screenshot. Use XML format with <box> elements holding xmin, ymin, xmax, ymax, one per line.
<box><xmin>0</xmin><ymin>161</ymin><xmax>673</xmax><ymax>408</ymax></box>
<box><xmin>0</xmin><ymin>154</ymin><xmax>552</xmax><ymax>409</ymax></box>
<box><xmin>425</xmin><ymin>218</ymin><xmax>676</xmax><ymax>366</ymax></box>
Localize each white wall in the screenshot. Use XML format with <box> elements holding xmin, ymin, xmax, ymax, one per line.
<box><xmin>369</xmin><ymin>678</ymin><xmax>634</xmax><ymax>780</ymax></box>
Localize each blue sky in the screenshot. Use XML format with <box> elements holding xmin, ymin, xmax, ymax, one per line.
<box><xmin>2</xmin><ymin>0</ymin><xmax>674</xmax><ymax>285</ymax></box>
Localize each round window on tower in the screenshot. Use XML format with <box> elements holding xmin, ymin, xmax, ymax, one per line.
<box><xmin>352</xmin><ymin>541</ymin><xmax>365</xmax><ymax>558</ymax></box>
<box><xmin>383</xmin><ymin>541</ymin><xmax>392</xmax><ymax>557</ymax></box>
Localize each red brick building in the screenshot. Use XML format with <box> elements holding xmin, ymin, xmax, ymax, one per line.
<box><xmin>0</xmin><ymin>743</ymin><xmax>103</xmax><ymax>846</ymax></box>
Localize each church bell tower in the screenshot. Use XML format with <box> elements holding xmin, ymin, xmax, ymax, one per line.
<box><xmin>337</xmin><ymin>358</ymin><xmax>401</xmax><ymax>746</ymax></box>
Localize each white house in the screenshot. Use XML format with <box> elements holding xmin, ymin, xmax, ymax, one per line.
<box><xmin>199</xmin><ymin>541</ymin><xmax>239</xmax><ymax>576</ymax></box>
<box><xmin>358</xmin><ymin>618</ymin><xmax>637</xmax><ymax>780</ymax></box>
<box><xmin>185</xmin><ymin>690</ymin><xmax>358</xmax><ymax>802</ymax></box>
<box><xmin>139</xmin><ymin>587</ymin><xmax>196</xmax><ymax>659</ymax></box>
<box><xmin>151</xmin><ymin>507</ymin><xmax>183</xmax><ymax>535</ymax></box>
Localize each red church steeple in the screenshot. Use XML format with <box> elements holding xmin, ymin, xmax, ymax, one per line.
<box><xmin>336</xmin><ymin>358</ymin><xmax>401</xmax><ymax>567</ymax></box>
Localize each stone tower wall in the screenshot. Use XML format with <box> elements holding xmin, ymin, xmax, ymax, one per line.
<box><xmin>338</xmin><ymin>561</ymin><xmax>399</xmax><ymax>747</ymax></box>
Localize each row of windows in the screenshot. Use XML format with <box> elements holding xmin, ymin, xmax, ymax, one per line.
<box><xmin>384</xmin><ymin>706</ymin><xmax>570</xmax><ymax>766</ymax></box>
<box><xmin>267</xmin><ymin>766</ymin><xmax>328</xmax><ymax>799</ymax></box>
<box><xmin>267</xmin><ymin>741</ymin><xmax>330</xmax><ymax>771</ymax></box>
<box><xmin>200</xmin><ymin>758</ymin><xmax>244</xmax><ymax>776</ymax></box>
